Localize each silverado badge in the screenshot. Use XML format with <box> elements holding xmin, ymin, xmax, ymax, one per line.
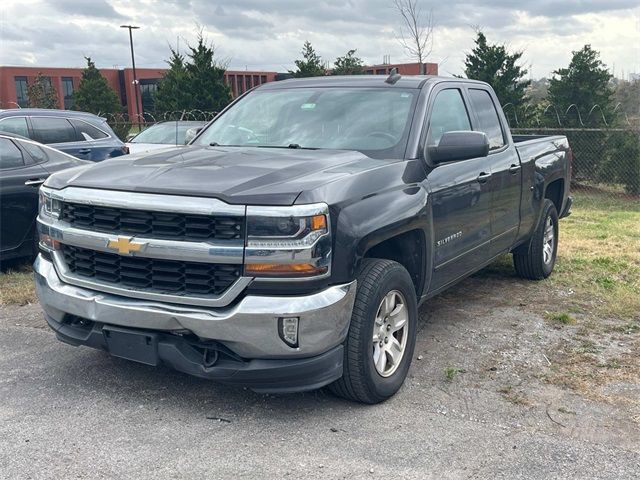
<box><xmin>106</xmin><ymin>236</ymin><xmax>146</xmax><ymax>255</ymax></box>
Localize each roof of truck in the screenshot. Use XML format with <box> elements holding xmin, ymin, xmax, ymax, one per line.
<box><xmin>259</xmin><ymin>75</ymin><xmax>489</xmax><ymax>90</ymax></box>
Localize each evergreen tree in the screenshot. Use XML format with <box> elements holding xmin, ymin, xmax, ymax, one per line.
<box><xmin>27</xmin><ymin>73</ymin><xmax>59</xmax><ymax>109</ymax></box>
<box><xmin>290</xmin><ymin>41</ymin><xmax>325</xmax><ymax>78</ymax></box>
<box><xmin>72</xmin><ymin>57</ymin><xmax>122</xmax><ymax>116</ymax></box>
<box><xmin>154</xmin><ymin>34</ymin><xmax>231</xmax><ymax>114</ymax></box>
<box><xmin>548</xmin><ymin>45</ymin><xmax>614</xmax><ymax>124</ymax></box>
<box><xmin>332</xmin><ymin>50</ymin><xmax>365</xmax><ymax>75</ymax></box>
<box><xmin>463</xmin><ymin>31</ymin><xmax>530</xmax><ymax>110</ymax></box>
<box><xmin>154</xmin><ymin>48</ymin><xmax>192</xmax><ymax>113</ymax></box>
<box><xmin>184</xmin><ymin>34</ymin><xmax>232</xmax><ymax>112</ymax></box>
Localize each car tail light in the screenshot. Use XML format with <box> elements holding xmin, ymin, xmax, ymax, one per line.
<box><xmin>122</xmin><ymin>145</ymin><xmax>130</xmax><ymax>155</ymax></box>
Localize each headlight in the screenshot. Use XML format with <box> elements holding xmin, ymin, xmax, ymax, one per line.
<box><xmin>39</xmin><ymin>187</ymin><xmax>62</xmax><ymax>219</ymax></box>
<box><xmin>245</xmin><ymin>204</ymin><xmax>331</xmax><ymax>279</ymax></box>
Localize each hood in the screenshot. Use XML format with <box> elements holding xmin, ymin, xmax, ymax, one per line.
<box><xmin>45</xmin><ymin>145</ymin><xmax>388</xmax><ymax>205</ymax></box>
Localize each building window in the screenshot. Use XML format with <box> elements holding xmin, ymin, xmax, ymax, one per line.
<box><xmin>15</xmin><ymin>76</ymin><xmax>28</xmax><ymax>108</ymax></box>
<box><xmin>62</xmin><ymin>77</ymin><xmax>74</xmax><ymax>109</ymax></box>
<box><xmin>376</xmin><ymin>68</ymin><xmax>387</xmax><ymax>75</ymax></box>
<box><xmin>139</xmin><ymin>80</ymin><xmax>159</xmax><ymax>115</ymax></box>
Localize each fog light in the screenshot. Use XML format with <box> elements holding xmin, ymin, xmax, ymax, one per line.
<box><xmin>278</xmin><ymin>317</ymin><xmax>299</xmax><ymax>348</ymax></box>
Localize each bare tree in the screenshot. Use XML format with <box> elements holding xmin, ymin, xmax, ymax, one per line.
<box><xmin>393</xmin><ymin>0</ymin><xmax>434</xmax><ymax>74</ymax></box>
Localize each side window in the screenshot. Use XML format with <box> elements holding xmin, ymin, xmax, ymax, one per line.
<box><xmin>0</xmin><ymin>138</ymin><xmax>25</xmax><ymax>169</ymax></box>
<box><xmin>427</xmin><ymin>89</ymin><xmax>472</xmax><ymax>146</ymax></box>
<box><xmin>31</xmin><ymin>117</ymin><xmax>77</xmax><ymax>144</ymax></box>
<box><xmin>20</xmin><ymin>141</ymin><xmax>49</xmax><ymax>164</ymax></box>
<box><xmin>0</xmin><ymin>117</ymin><xmax>30</xmax><ymax>138</ymax></box>
<box><xmin>468</xmin><ymin>89</ymin><xmax>505</xmax><ymax>150</ymax></box>
<box><xmin>69</xmin><ymin>119</ymin><xmax>109</xmax><ymax>141</ymax></box>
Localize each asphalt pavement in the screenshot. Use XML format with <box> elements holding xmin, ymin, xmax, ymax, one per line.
<box><xmin>1</xmin><ymin>299</ymin><xmax>638</xmax><ymax>480</ymax></box>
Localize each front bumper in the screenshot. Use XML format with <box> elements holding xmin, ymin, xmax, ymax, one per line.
<box><xmin>34</xmin><ymin>254</ymin><xmax>356</xmax><ymax>359</ymax></box>
<box><xmin>45</xmin><ymin>313</ymin><xmax>344</xmax><ymax>393</ymax></box>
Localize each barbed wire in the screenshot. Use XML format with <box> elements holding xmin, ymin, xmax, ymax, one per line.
<box><xmin>502</xmin><ymin>103</ymin><xmax>638</xmax><ymax>129</ymax></box>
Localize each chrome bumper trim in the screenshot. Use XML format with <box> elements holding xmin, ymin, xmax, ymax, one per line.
<box><xmin>35</xmin><ymin>255</ymin><xmax>356</xmax><ymax>359</ymax></box>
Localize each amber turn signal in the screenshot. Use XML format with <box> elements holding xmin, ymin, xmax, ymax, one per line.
<box><xmin>245</xmin><ymin>263</ymin><xmax>328</xmax><ymax>277</ymax></box>
<box><xmin>311</xmin><ymin>214</ymin><xmax>327</xmax><ymax>231</ymax></box>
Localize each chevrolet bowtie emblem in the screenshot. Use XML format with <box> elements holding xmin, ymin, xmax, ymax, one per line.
<box><xmin>106</xmin><ymin>236</ymin><xmax>146</xmax><ymax>255</ymax></box>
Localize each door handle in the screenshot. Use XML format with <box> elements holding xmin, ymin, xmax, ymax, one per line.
<box><xmin>509</xmin><ymin>164</ymin><xmax>521</xmax><ymax>174</ymax></box>
<box><xmin>78</xmin><ymin>148</ymin><xmax>91</xmax><ymax>154</ymax></box>
<box><xmin>476</xmin><ymin>172</ymin><xmax>492</xmax><ymax>184</ymax></box>
<box><xmin>25</xmin><ymin>178</ymin><xmax>47</xmax><ymax>186</ymax></box>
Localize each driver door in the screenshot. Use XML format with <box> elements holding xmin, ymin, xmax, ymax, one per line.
<box><xmin>424</xmin><ymin>87</ymin><xmax>493</xmax><ymax>290</ymax></box>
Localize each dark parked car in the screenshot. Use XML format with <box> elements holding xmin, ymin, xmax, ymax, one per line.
<box><xmin>0</xmin><ymin>133</ymin><xmax>88</xmax><ymax>263</ymax></box>
<box><xmin>125</xmin><ymin>121</ymin><xmax>206</xmax><ymax>155</ymax></box>
<box><xmin>35</xmin><ymin>76</ymin><xmax>572</xmax><ymax>403</ymax></box>
<box><xmin>0</xmin><ymin>109</ymin><xmax>126</xmax><ymax>161</ymax></box>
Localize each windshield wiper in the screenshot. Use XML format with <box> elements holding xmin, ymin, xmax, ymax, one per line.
<box><xmin>255</xmin><ymin>144</ymin><xmax>318</xmax><ymax>150</ymax></box>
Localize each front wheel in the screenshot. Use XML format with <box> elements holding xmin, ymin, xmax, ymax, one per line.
<box><xmin>513</xmin><ymin>199</ymin><xmax>559</xmax><ymax>280</ymax></box>
<box><xmin>329</xmin><ymin>259</ymin><xmax>417</xmax><ymax>404</ymax></box>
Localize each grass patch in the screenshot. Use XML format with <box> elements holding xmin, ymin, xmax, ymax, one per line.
<box><xmin>547</xmin><ymin>192</ymin><xmax>640</xmax><ymax>320</ymax></box>
<box><xmin>546</xmin><ymin>312</ymin><xmax>576</xmax><ymax>325</ymax></box>
<box><xmin>0</xmin><ymin>263</ymin><xmax>37</xmax><ymax>306</ymax></box>
<box><xmin>444</xmin><ymin>367</ymin><xmax>464</xmax><ymax>381</ymax></box>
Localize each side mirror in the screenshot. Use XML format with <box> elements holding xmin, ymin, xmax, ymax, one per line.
<box><xmin>427</xmin><ymin>131</ymin><xmax>489</xmax><ymax>164</ymax></box>
<box><xmin>184</xmin><ymin>127</ymin><xmax>203</xmax><ymax>144</ymax></box>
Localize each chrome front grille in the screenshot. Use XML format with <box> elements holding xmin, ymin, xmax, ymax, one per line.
<box><xmin>62</xmin><ymin>245</ymin><xmax>241</xmax><ymax>296</ymax></box>
<box><xmin>60</xmin><ymin>202</ymin><xmax>244</xmax><ymax>241</ymax></box>
<box><xmin>39</xmin><ymin>187</ymin><xmax>251</xmax><ymax>307</ymax></box>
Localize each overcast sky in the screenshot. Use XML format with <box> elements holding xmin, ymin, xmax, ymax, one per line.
<box><xmin>1</xmin><ymin>0</ymin><xmax>638</xmax><ymax>79</ymax></box>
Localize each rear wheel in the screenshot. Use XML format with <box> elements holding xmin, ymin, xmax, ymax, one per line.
<box><xmin>513</xmin><ymin>199</ymin><xmax>558</xmax><ymax>280</ymax></box>
<box><xmin>330</xmin><ymin>259</ymin><xmax>417</xmax><ymax>404</ymax></box>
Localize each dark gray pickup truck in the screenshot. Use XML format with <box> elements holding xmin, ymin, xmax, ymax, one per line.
<box><xmin>35</xmin><ymin>75</ymin><xmax>572</xmax><ymax>403</ymax></box>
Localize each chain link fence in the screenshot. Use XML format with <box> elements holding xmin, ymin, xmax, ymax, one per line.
<box><xmin>506</xmin><ymin>104</ymin><xmax>639</xmax><ymax>207</ymax></box>
<box><xmin>103</xmin><ymin>106</ymin><xmax>639</xmax><ymax>206</ymax></box>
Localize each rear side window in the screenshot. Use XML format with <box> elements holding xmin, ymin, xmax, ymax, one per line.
<box><xmin>468</xmin><ymin>89</ymin><xmax>505</xmax><ymax>150</ymax></box>
<box><xmin>427</xmin><ymin>89</ymin><xmax>472</xmax><ymax>146</ymax></box>
<box><xmin>31</xmin><ymin>117</ymin><xmax>77</xmax><ymax>144</ymax></box>
<box><xmin>69</xmin><ymin>119</ymin><xmax>109</xmax><ymax>141</ymax></box>
<box><xmin>0</xmin><ymin>117</ymin><xmax>30</xmax><ymax>138</ymax></box>
<box><xmin>0</xmin><ymin>138</ymin><xmax>25</xmax><ymax>169</ymax></box>
<box><xmin>20</xmin><ymin>141</ymin><xmax>49</xmax><ymax>164</ymax></box>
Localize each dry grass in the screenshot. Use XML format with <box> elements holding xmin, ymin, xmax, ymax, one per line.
<box><xmin>0</xmin><ymin>264</ymin><xmax>36</xmax><ymax>306</ymax></box>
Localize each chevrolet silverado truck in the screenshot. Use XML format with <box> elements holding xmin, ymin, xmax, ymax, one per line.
<box><xmin>34</xmin><ymin>75</ymin><xmax>572</xmax><ymax>403</ymax></box>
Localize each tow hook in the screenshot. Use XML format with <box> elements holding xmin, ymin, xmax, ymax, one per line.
<box><xmin>203</xmin><ymin>348</ymin><xmax>219</xmax><ymax>368</ymax></box>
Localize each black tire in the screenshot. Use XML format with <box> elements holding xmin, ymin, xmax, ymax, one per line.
<box><xmin>513</xmin><ymin>199</ymin><xmax>559</xmax><ymax>280</ymax></box>
<box><xmin>329</xmin><ymin>259</ymin><xmax>418</xmax><ymax>404</ymax></box>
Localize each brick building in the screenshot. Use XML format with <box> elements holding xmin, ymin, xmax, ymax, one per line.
<box><xmin>0</xmin><ymin>61</ymin><xmax>437</xmax><ymax>118</ymax></box>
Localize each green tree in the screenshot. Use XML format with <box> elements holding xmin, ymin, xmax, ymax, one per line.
<box><xmin>332</xmin><ymin>49</ymin><xmax>364</xmax><ymax>75</ymax></box>
<box><xmin>154</xmin><ymin>48</ymin><xmax>192</xmax><ymax>113</ymax></box>
<box><xmin>27</xmin><ymin>73</ymin><xmax>59</xmax><ymax>109</ymax></box>
<box><xmin>463</xmin><ymin>30</ymin><xmax>530</xmax><ymax>112</ymax></box>
<box><xmin>184</xmin><ymin>34</ymin><xmax>232</xmax><ymax>112</ymax></box>
<box><xmin>290</xmin><ymin>41</ymin><xmax>325</xmax><ymax>78</ymax></box>
<box><xmin>154</xmin><ymin>34</ymin><xmax>231</xmax><ymax>114</ymax></box>
<box><xmin>613</xmin><ymin>79</ymin><xmax>639</xmax><ymax>119</ymax></box>
<box><xmin>72</xmin><ymin>57</ymin><xmax>122</xmax><ymax>116</ymax></box>
<box><xmin>548</xmin><ymin>45</ymin><xmax>614</xmax><ymax>125</ymax></box>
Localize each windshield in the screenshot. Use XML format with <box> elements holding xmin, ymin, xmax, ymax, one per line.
<box><xmin>194</xmin><ymin>87</ymin><xmax>417</xmax><ymax>158</ymax></box>
<box><xmin>132</xmin><ymin>123</ymin><xmax>201</xmax><ymax>145</ymax></box>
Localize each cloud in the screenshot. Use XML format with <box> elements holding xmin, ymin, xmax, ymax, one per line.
<box><xmin>0</xmin><ymin>0</ymin><xmax>637</xmax><ymax>79</ymax></box>
<box><xmin>54</xmin><ymin>0</ymin><xmax>124</xmax><ymax>19</ymax></box>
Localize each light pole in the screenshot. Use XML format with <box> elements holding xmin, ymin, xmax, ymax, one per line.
<box><xmin>120</xmin><ymin>25</ymin><xmax>141</xmax><ymax>125</ymax></box>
